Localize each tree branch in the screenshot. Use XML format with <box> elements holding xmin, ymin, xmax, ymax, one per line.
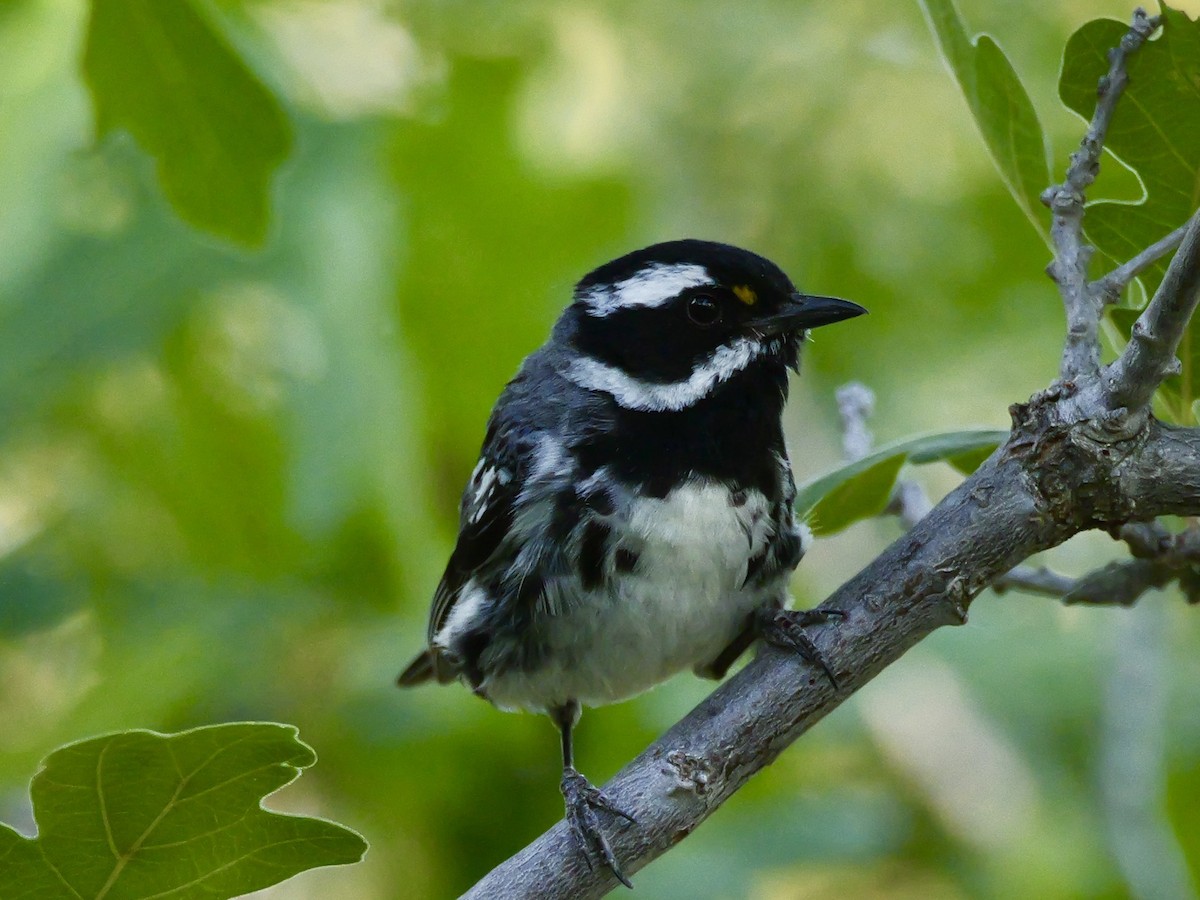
<box><xmin>1107</xmin><ymin>210</ymin><xmax>1200</xmax><ymax>410</ymax></box>
<box><xmin>837</xmin><ymin>387</ymin><xmax>1187</xmax><ymax>611</ymax></box>
<box><xmin>995</xmin><ymin>519</ymin><xmax>1200</xmax><ymax>607</ymax></box>
<box><xmin>992</xmin><ymin>564</ymin><xmax>1078</xmax><ymax>598</ymax></box>
<box><xmin>1044</xmin><ymin>8</ymin><xmax>1161</xmax><ymax>381</ymax></box>
<box><xmin>1115</xmin><ymin>421</ymin><xmax>1200</xmax><ymax>516</ymax></box>
<box><xmin>1091</xmin><ymin>222</ymin><xmax>1190</xmax><ymax>305</ymax></box>
<box><xmin>836</xmin><ymin>381</ymin><xmax>875</xmax><ymax>461</ymax></box>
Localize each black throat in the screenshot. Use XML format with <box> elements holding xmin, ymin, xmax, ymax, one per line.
<box><xmin>571</xmin><ymin>360</ymin><xmax>791</xmax><ymax>499</ymax></box>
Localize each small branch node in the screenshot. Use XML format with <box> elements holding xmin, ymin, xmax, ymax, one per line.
<box><xmin>1108</xmin><ymin>209</ymin><xmax>1200</xmax><ymax>410</ymax></box>
<box><xmin>663</xmin><ymin>751</ymin><xmax>712</xmax><ymax>796</ymax></box>
<box><xmin>1120</xmin><ymin>521</ymin><xmax>1171</xmax><ymax>557</ymax></box>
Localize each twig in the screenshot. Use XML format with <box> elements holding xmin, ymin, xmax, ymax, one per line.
<box><xmin>885</xmin><ymin>480</ymin><xmax>933</xmax><ymax>530</ymax></box>
<box><xmin>1119</xmin><ymin>521</ymin><xmax>1173</xmax><ymax>557</ymax></box>
<box><xmin>1090</xmin><ymin>222</ymin><xmax>1190</xmax><ymax>305</ymax></box>
<box><xmin>995</xmin><ymin>521</ymin><xmax>1200</xmax><ymax>607</ymax></box>
<box><xmin>992</xmin><ymin>565</ymin><xmax>1078</xmax><ymax>598</ymax></box>
<box><xmin>992</xmin><ymin>560</ymin><xmax>1161</xmax><ymax>607</ymax></box>
<box><xmin>1108</xmin><ymin>209</ymin><xmax>1200</xmax><ymax>410</ymax></box>
<box><xmin>1044</xmin><ymin>8</ymin><xmax>1161</xmax><ymax>380</ymax></box>
<box><xmin>1064</xmin><ymin>559</ymin><xmax>1170</xmax><ymax>606</ymax></box>
<box><xmin>836</xmin><ymin>382</ymin><xmax>874</xmax><ymax>462</ymax></box>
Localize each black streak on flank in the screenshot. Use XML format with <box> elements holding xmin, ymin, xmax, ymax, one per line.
<box><xmin>579</xmin><ymin>521</ymin><xmax>612</xmax><ymax>590</ymax></box>
<box><xmin>776</xmin><ymin>530</ymin><xmax>803</xmax><ymax>572</ymax></box>
<box><xmin>580</xmin><ymin>483</ymin><xmax>615</xmax><ymax>516</ymax></box>
<box><xmin>515</xmin><ymin>572</ymin><xmax>545</xmax><ymax>608</ymax></box>
<box><xmin>458</xmin><ymin>628</ymin><xmax>491</xmax><ymax>690</ymax></box>
<box><xmin>615</xmin><ymin>548</ymin><xmax>639</xmax><ymax>573</ymax></box>
<box><xmin>744</xmin><ymin>550</ymin><xmax>768</xmax><ymax>588</ymax></box>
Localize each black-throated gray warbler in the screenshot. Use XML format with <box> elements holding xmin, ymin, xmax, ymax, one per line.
<box><xmin>398</xmin><ymin>240</ymin><xmax>865</xmax><ymax>885</ymax></box>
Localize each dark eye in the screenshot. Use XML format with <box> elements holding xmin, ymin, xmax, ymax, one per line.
<box><xmin>686</xmin><ymin>295</ymin><xmax>722</xmax><ymax>327</ymax></box>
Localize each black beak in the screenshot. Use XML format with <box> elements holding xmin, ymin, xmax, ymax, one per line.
<box><xmin>748</xmin><ymin>293</ymin><xmax>867</xmax><ymax>336</ymax></box>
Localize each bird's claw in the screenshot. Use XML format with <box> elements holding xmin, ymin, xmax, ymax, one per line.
<box><xmin>561</xmin><ymin>768</ymin><xmax>636</xmax><ymax>888</ymax></box>
<box><xmin>758</xmin><ymin>607</ymin><xmax>844</xmax><ymax>688</ymax></box>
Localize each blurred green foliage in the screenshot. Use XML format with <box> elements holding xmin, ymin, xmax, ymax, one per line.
<box><xmin>83</xmin><ymin>0</ymin><xmax>292</xmax><ymax>245</ymax></box>
<box><xmin>1</xmin><ymin>0</ymin><xmax>1199</xmax><ymax>898</ymax></box>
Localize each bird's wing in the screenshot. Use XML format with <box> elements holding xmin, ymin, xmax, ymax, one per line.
<box><xmin>426</xmin><ymin>445</ymin><xmax>525</xmax><ymax>644</ymax></box>
<box><xmin>425</xmin><ymin>360</ymin><xmax>590</xmax><ymax>647</ymax></box>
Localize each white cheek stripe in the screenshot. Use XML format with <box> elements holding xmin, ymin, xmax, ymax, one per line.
<box><xmin>565</xmin><ymin>337</ymin><xmax>768</xmax><ymax>411</ymax></box>
<box><xmin>582</xmin><ymin>263</ymin><xmax>714</xmax><ymax>316</ymax></box>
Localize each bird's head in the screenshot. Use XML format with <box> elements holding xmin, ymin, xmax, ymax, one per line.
<box><xmin>558</xmin><ymin>239</ymin><xmax>866</xmax><ymax>412</ymax></box>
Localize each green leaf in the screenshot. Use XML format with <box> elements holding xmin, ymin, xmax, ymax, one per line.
<box><xmin>0</xmin><ymin>723</ymin><xmax>367</xmax><ymax>899</ymax></box>
<box><xmin>903</xmin><ymin>430</ymin><xmax>1007</xmax><ymax>467</ymax></box>
<box><xmin>944</xmin><ymin>444</ymin><xmax>998</xmax><ymax>475</ymax></box>
<box><xmin>806</xmin><ymin>453</ymin><xmax>907</xmax><ymax>537</ymax></box>
<box><xmin>82</xmin><ymin>0</ymin><xmax>292</xmax><ymax>246</ymax></box>
<box><xmin>920</xmin><ymin>0</ymin><xmax>1050</xmax><ymax>238</ymax></box>
<box><xmin>1065</xmin><ymin>6</ymin><xmax>1200</xmax><ymax>421</ymax></box>
<box><xmin>796</xmin><ymin>429</ymin><xmax>1007</xmax><ymax>535</ymax></box>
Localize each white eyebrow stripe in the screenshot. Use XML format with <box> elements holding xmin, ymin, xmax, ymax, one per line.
<box><xmin>581</xmin><ymin>263</ymin><xmax>714</xmax><ymax>317</ymax></box>
<box><xmin>564</xmin><ymin>337</ymin><xmax>768</xmax><ymax>411</ymax></box>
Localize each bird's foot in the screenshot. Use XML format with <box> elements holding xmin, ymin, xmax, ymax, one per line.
<box><xmin>561</xmin><ymin>767</ymin><xmax>637</xmax><ymax>889</ymax></box>
<box><xmin>757</xmin><ymin>607</ymin><xmax>845</xmax><ymax>688</ymax></box>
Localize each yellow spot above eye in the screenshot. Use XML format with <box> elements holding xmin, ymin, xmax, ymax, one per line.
<box><xmin>733</xmin><ymin>285</ymin><xmax>757</xmax><ymax>306</ymax></box>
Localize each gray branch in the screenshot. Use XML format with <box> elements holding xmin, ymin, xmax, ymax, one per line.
<box><xmin>837</xmin><ymin>382</ymin><xmax>1188</xmax><ymax>610</ymax></box>
<box><xmin>998</xmin><ymin>558</ymin><xmax>1170</xmax><ymax>608</ymax></box>
<box><xmin>1044</xmin><ymin>8</ymin><xmax>1160</xmax><ymax>381</ymax></box>
<box><xmin>836</xmin><ymin>381</ymin><xmax>875</xmax><ymax>461</ymax></box>
<box><xmin>1107</xmin><ymin>209</ymin><xmax>1200</xmax><ymax>411</ymax></box>
<box><xmin>992</xmin><ymin>520</ymin><xmax>1200</xmax><ymax>606</ymax></box>
<box><xmin>1100</xmin><ymin>605</ymin><xmax>1196</xmax><ymax>900</ymax></box>
<box><xmin>1064</xmin><ymin>559</ymin><xmax>1169</xmax><ymax>606</ymax></box>
<box><xmin>992</xmin><ymin>565</ymin><xmax>1078</xmax><ymax>598</ymax></box>
<box><xmin>1091</xmin><ymin>222</ymin><xmax>1190</xmax><ymax>305</ymax></box>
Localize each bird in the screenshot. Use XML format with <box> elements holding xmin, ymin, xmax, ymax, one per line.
<box><xmin>398</xmin><ymin>239</ymin><xmax>866</xmax><ymax>886</ymax></box>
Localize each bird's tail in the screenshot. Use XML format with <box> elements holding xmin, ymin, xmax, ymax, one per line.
<box><xmin>397</xmin><ymin>649</ymin><xmax>436</xmax><ymax>687</ymax></box>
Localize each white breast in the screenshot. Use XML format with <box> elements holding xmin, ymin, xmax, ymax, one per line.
<box><xmin>486</xmin><ymin>480</ymin><xmax>792</xmax><ymax>711</ymax></box>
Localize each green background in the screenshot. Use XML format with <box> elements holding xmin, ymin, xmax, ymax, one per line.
<box><xmin>1</xmin><ymin>0</ymin><xmax>1198</xmax><ymax>897</ymax></box>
